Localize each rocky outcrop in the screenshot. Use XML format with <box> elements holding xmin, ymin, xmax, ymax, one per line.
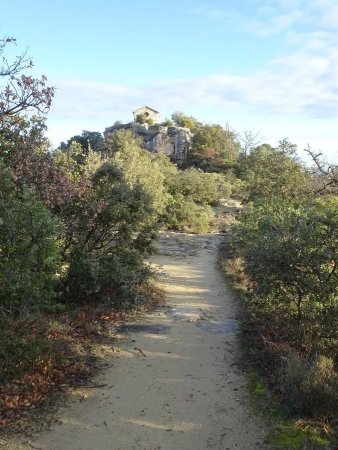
<box><xmin>104</xmin><ymin>121</ymin><xmax>193</xmax><ymax>164</ymax></box>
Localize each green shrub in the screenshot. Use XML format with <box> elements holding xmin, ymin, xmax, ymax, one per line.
<box><xmin>135</xmin><ymin>113</ymin><xmax>154</xmax><ymax>126</ymax></box>
<box><xmin>0</xmin><ymin>316</ymin><xmax>55</xmax><ymax>383</ymax></box>
<box><xmin>111</xmin><ymin>131</ymin><xmax>168</xmax><ymax>217</ymax></box>
<box><xmin>238</xmin><ymin>197</ymin><xmax>338</xmax><ymax>356</ymax></box>
<box><xmin>189</xmin><ymin>124</ymin><xmax>240</xmax><ymax>169</ymax></box>
<box><xmin>0</xmin><ymin>162</ymin><xmax>61</xmax><ymax>313</ymax></box>
<box><xmin>96</xmin><ymin>248</ymin><xmax>154</xmax><ymax>308</ymax></box>
<box><xmin>163</xmin><ymin>194</ymin><xmax>214</xmax><ymax>233</ymax></box>
<box><xmin>161</xmin><ymin>119</ymin><xmax>174</xmax><ymax>127</ymax></box>
<box><xmin>60</xmin><ymin>155</ymin><xmax>159</xmax><ymax>306</ymax></box>
<box><xmin>166</xmin><ymin>168</ymin><xmax>232</xmax><ymax>206</ymax></box>
<box><xmin>65</xmin><ymin>246</ymin><xmax>154</xmax><ymax>308</ymax></box>
<box><xmin>238</xmin><ymin>141</ymin><xmax>312</xmax><ymax>203</ymax></box>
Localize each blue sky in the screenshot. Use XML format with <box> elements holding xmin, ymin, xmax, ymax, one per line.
<box><xmin>2</xmin><ymin>0</ymin><xmax>338</xmax><ymax>162</ymax></box>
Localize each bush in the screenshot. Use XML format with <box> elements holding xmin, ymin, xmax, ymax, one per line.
<box><xmin>163</xmin><ymin>194</ymin><xmax>214</xmax><ymax>233</ymax></box>
<box><xmin>238</xmin><ymin>197</ymin><xmax>338</xmax><ymax>356</ymax></box>
<box><xmin>0</xmin><ymin>162</ymin><xmax>61</xmax><ymax>313</ymax></box>
<box><xmin>278</xmin><ymin>352</ymin><xmax>338</xmax><ymax>418</ymax></box>
<box><xmin>166</xmin><ymin>168</ymin><xmax>232</xmax><ymax>206</ymax></box>
<box><xmin>103</xmin><ymin>132</ymin><xmax>232</xmax><ymax>233</ymax></box>
<box><xmin>60</xmin><ymin>154</ymin><xmax>159</xmax><ymax>306</ymax></box>
<box><xmin>135</xmin><ymin>113</ymin><xmax>154</xmax><ymax>126</ymax></box>
<box><xmin>171</xmin><ymin>112</ymin><xmax>200</xmax><ymax>131</ymax></box>
<box><xmin>65</xmin><ymin>245</ymin><xmax>154</xmax><ymax>308</ymax></box>
<box><xmin>189</xmin><ymin>124</ymin><xmax>240</xmax><ymax>170</ymax></box>
<box><xmin>111</xmin><ymin>131</ymin><xmax>168</xmax><ymax>217</ymax></box>
<box><xmin>0</xmin><ymin>316</ymin><xmax>54</xmax><ymax>383</ymax></box>
<box><xmin>238</xmin><ymin>142</ymin><xmax>312</xmax><ymax>203</ymax></box>
<box><xmin>95</xmin><ymin>248</ymin><xmax>154</xmax><ymax>308</ymax></box>
<box><xmin>161</xmin><ymin>119</ymin><xmax>174</xmax><ymax>127</ymax></box>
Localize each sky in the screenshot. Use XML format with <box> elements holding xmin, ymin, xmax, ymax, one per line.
<box><xmin>2</xmin><ymin>0</ymin><xmax>338</xmax><ymax>162</ymax></box>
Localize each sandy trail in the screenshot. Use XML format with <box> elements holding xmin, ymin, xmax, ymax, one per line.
<box><xmin>6</xmin><ymin>232</ymin><xmax>268</xmax><ymax>450</ymax></box>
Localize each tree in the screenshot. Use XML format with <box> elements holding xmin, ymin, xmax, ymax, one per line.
<box><xmin>165</xmin><ymin>168</ymin><xmax>231</xmax><ymax>206</ymax></box>
<box><xmin>0</xmin><ymin>36</ymin><xmax>54</xmax><ymax>122</ymax></box>
<box><xmin>188</xmin><ymin>124</ymin><xmax>240</xmax><ymax>169</ymax></box>
<box><xmin>305</xmin><ymin>145</ymin><xmax>338</xmax><ymax>194</ymax></box>
<box><xmin>62</xmin><ymin>130</ymin><xmax>104</xmax><ymax>153</ymax></box>
<box><xmin>135</xmin><ymin>113</ymin><xmax>154</xmax><ymax>126</ymax></box>
<box><xmin>110</xmin><ymin>130</ymin><xmax>168</xmax><ymax>217</ymax></box>
<box><xmin>278</xmin><ymin>137</ymin><xmax>297</xmax><ymax>156</ymax></box>
<box><xmin>239</xmin><ymin>141</ymin><xmax>312</xmax><ymax>203</ymax></box>
<box><xmin>161</xmin><ymin>118</ymin><xmax>174</xmax><ymax>127</ymax></box>
<box><xmin>0</xmin><ymin>115</ymin><xmax>50</xmax><ymax>162</ymax></box>
<box><xmin>0</xmin><ymin>115</ymin><xmax>92</xmax><ymax>213</ymax></box>
<box><xmin>239</xmin><ymin>130</ymin><xmax>261</xmax><ymax>155</ymax></box>
<box><xmin>171</xmin><ymin>111</ymin><xmax>201</xmax><ymax>131</ymax></box>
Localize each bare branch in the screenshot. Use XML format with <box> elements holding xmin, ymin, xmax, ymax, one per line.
<box><xmin>305</xmin><ymin>145</ymin><xmax>338</xmax><ymax>194</ymax></box>
<box><xmin>0</xmin><ymin>36</ymin><xmax>54</xmax><ymax>121</ymax></box>
<box><xmin>239</xmin><ymin>130</ymin><xmax>261</xmax><ymax>155</ymax></box>
<box><xmin>0</xmin><ymin>37</ymin><xmax>33</xmax><ymax>76</ymax></box>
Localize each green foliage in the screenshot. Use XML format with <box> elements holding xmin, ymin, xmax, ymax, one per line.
<box><xmin>163</xmin><ymin>194</ymin><xmax>214</xmax><ymax>233</ymax></box>
<box><xmin>135</xmin><ymin>113</ymin><xmax>154</xmax><ymax>126</ymax></box>
<box><xmin>171</xmin><ymin>111</ymin><xmax>201</xmax><ymax>131</ymax></box>
<box><xmin>246</xmin><ymin>364</ymin><xmax>333</xmax><ymax>449</ymax></box>
<box><xmin>61</xmin><ymin>130</ymin><xmax>104</xmax><ymax>153</ymax></box>
<box><xmin>0</xmin><ymin>316</ymin><xmax>54</xmax><ymax>383</ymax></box>
<box><xmin>161</xmin><ymin>118</ymin><xmax>174</xmax><ymax>127</ymax></box>
<box><xmin>61</xmin><ymin>163</ymin><xmax>158</xmax><ymax>305</ymax></box>
<box><xmin>165</xmin><ymin>168</ymin><xmax>232</xmax><ymax>205</ymax></box>
<box><xmin>65</xmin><ymin>246</ymin><xmax>154</xmax><ymax>308</ymax></box>
<box><xmin>0</xmin><ymin>118</ymin><xmax>162</xmax><ymax>311</ymax></box>
<box><xmin>238</xmin><ymin>141</ymin><xmax>312</xmax><ymax>203</ymax></box>
<box><xmin>231</xmin><ymin>147</ymin><xmax>338</xmax><ymax>426</ymax></box>
<box><xmin>152</xmin><ymin>157</ymin><xmax>231</xmax><ymax>232</ymax></box>
<box><xmin>135</xmin><ymin>113</ymin><xmax>147</xmax><ymax>124</ymax></box>
<box><xmin>0</xmin><ymin>115</ymin><xmax>50</xmax><ymax>164</ymax></box>
<box><xmin>53</xmin><ymin>141</ymin><xmax>102</xmax><ymax>180</ymax></box>
<box><xmin>54</xmin><ymin>131</ymin><xmax>163</xmax><ymax>306</ymax></box>
<box><xmin>104</xmin><ymin>128</ymin><xmax>144</xmax><ymax>157</ymax></box>
<box><xmin>91</xmin><ymin>248</ymin><xmax>154</xmax><ymax>309</ymax></box>
<box><xmin>189</xmin><ymin>124</ymin><xmax>240</xmax><ymax>170</ymax></box>
<box><xmin>43</xmin><ymin>303</ymin><xmax>68</xmax><ymax>313</ymax></box>
<box><xmin>106</xmin><ymin>132</ymin><xmax>228</xmax><ymax>234</ymax></box>
<box><xmin>239</xmin><ymin>197</ymin><xmax>338</xmax><ymax>355</ymax></box>
<box><xmin>111</xmin><ymin>130</ymin><xmax>168</xmax><ymax>217</ymax></box>
<box><xmin>0</xmin><ymin>162</ymin><xmax>61</xmax><ymax>313</ymax></box>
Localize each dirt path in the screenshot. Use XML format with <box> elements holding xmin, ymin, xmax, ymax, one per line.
<box><xmin>5</xmin><ymin>233</ymin><xmax>268</xmax><ymax>450</ymax></box>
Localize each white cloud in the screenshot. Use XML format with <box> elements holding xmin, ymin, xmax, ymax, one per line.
<box><xmin>195</xmin><ymin>1</ymin><xmax>307</xmax><ymax>36</ymax></box>
<box><xmin>251</xmin><ymin>10</ymin><xmax>304</xmax><ymax>36</ymax></box>
<box><xmin>196</xmin><ymin>0</ymin><xmax>338</xmax><ymax>37</ymax></box>
<box><xmin>45</xmin><ymin>1</ymin><xmax>338</xmax><ymax>161</ymax></box>
<box><xmin>320</xmin><ymin>4</ymin><xmax>338</xmax><ymax>29</ymax></box>
<box><xmin>46</xmin><ymin>73</ymin><xmax>338</xmax><ymax>162</ymax></box>
<box><xmin>49</xmin><ymin>34</ymin><xmax>338</xmax><ymax>125</ymax></box>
